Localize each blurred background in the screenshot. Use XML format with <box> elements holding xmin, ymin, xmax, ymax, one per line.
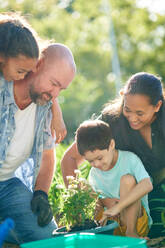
<box><xmin>1</xmin><ymin>0</ymin><xmax>165</xmax><ymax>141</ymax></box>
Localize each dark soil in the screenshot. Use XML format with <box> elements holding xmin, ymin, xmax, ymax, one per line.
<box><xmin>70</xmin><ymin>219</ymin><xmax>98</xmax><ymax>232</ymax></box>
<box><xmin>53</xmin><ymin>219</ymin><xmax>99</xmax><ymax>236</ymax></box>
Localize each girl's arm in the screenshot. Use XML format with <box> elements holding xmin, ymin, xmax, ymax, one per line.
<box><xmin>51</xmin><ymin>98</ymin><xmax>67</xmax><ymax>143</ymax></box>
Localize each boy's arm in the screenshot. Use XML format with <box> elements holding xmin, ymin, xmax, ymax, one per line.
<box><xmin>100</xmin><ymin>177</ymin><xmax>153</xmax><ymax>224</ymax></box>
<box><xmin>116</xmin><ymin>177</ymin><xmax>153</xmax><ymax>213</ymax></box>
<box><xmin>61</xmin><ymin>141</ymin><xmax>85</xmax><ymax>187</ymax></box>
<box><xmin>51</xmin><ymin>98</ymin><xmax>67</xmax><ymax>143</ymax></box>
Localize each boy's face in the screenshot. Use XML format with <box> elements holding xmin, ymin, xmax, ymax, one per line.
<box><xmin>83</xmin><ymin>140</ymin><xmax>116</xmax><ymax>171</ymax></box>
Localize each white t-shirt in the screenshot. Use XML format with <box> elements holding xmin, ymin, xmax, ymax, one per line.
<box><xmin>89</xmin><ymin>149</ymin><xmax>152</xmax><ymax>226</ymax></box>
<box><xmin>0</xmin><ymin>103</ymin><xmax>36</xmax><ymax>181</ymax></box>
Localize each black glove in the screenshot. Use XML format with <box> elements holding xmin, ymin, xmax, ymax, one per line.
<box><xmin>31</xmin><ymin>190</ymin><xmax>53</xmax><ymax>227</ymax></box>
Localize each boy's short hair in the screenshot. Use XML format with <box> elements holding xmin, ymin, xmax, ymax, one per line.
<box><xmin>76</xmin><ymin>119</ymin><xmax>113</xmax><ymax>155</ymax></box>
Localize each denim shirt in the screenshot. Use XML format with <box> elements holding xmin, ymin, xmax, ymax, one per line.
<box><xmin>0</xmin><ymin>76</ymin><xmax>55</xmax><ymax>190</ymax></box>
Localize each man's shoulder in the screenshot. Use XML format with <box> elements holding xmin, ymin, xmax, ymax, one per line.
<box><xmin>0</xmin><ymin>75</ymin><xmax>7</xmax><ymax>89</ymax></box>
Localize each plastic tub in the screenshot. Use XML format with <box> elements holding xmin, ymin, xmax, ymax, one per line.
<box><xmin>21</xmin><ymin>233</ymin><xmax>147</xmax><ymax>248</ymax></box>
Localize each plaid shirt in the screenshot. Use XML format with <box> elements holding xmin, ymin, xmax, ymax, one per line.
<box><xmin>0</xmin><ymin>76</ymin><xmax>54</xmax><ymax>190</ymax></box>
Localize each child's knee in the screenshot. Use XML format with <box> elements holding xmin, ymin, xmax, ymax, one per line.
<box><xmin>120</xmin><ymin>174</ymin><xmax>136</xmax><ymax>187</ymax></box>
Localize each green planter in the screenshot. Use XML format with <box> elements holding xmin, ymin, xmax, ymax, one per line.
<box><xmin>53</xmin><ymin>220</ymin><xmax>118</xmax><ymax>236</ymax></box>
<box><xmin>21</xmin><ymin>233</ymin><xmax>147</xmax><ymax>248</ymax></box>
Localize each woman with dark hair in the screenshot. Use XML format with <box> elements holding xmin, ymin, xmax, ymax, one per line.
<box><xmin>61</xmin><ymin>72</ymin><xmax>165</xmax><ymax>238</ymax></box>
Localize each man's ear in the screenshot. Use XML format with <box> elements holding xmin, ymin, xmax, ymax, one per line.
<box><xmin>109</xmin><ymin>139</ymin><xmax>115</xmax><ymax>150</ymax></box>
<box><xmin>36</xmin><ymin>57</ymin><xmax>45</xmax><ymax>72</ymax></box>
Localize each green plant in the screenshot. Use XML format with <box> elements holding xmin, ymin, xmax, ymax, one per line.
<box><xmin>54</xmin><ymin>170</ymin><xmax>98</xmax><ymax>231</ymax></box>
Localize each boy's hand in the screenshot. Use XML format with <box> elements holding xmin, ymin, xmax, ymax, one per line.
<box><xmin>95</xmin><ymin>198</ymin><xmax>120</xmax><ymax>223</ymax></box>
<box><xmin>51</xmin><ymin>118</ymin><xmax>67</xmax><ymax>143</ymax></box>
<box><xmin>99</xmin><ymin>204</ymin><xmax>121</xmax><ymax>226</ymax></box>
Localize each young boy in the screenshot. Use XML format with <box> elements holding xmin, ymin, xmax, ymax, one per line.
<box><xmin>75</xmin><ymin>119</ymin><xmax>153</xmax><ymax>238</ymax></box>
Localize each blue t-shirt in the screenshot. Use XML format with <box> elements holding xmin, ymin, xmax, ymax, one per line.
<box><xmin>89</xmin><ymin>150</ymin><xmax>152</xmax><ymax>226</ymax></box>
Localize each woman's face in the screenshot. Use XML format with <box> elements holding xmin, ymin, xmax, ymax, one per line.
<box><xmin>123</xmin><ymin>94</ymin><xmax>162</xmax><ymax>130</ymax></box>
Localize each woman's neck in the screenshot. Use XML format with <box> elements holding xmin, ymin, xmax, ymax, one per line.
<box><xmin>139</xmin><ymin>125</ymin><xmax>152</xmax><ymax>149</ymax></box>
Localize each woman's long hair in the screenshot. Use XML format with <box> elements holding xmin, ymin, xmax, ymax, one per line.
<box><xmin>101</xmin><ymin>72</ymin><xmax>165</xmax><ymax>175</ymax></box>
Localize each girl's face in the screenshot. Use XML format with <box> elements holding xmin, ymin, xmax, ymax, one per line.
<box><xmin>123</xmin><ymin>94</ymin><xmax>162</xmax><ymax>130</ymax></box>
<box><xmin>1</xmin><ymin>55</ymin><xmax>37</xmax><ymax>81</ymax></box>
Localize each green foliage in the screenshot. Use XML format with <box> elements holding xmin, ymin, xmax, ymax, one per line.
<box><xmin>2</xmin><ymin>0</ymin><xmax>165</xmax><ymax>140</ymax></box>
<box><xmin>49</xmin><ymin>144</ymin><xmax>94</xmax><ymax>230</ymax></box>
<box><xmin>54</xmin><ymin>171</ymin><xmax>98</xmax><ymax>231</ymax></box>
<box><xmin>48</xmin><ymin>144</ymin><xmax>67</xmax><ymax>216</ymax></box>
<box><xmin>49</xmin><ymin>144</ymin><xmax>91</xmax><ymax>223</ymax></box>
<box><xmin>161</xmin><ymin>184</ymin><xmax>165</xmax><ymax>227</ymax></box>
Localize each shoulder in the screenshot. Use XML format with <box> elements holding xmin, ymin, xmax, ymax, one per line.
<box><xmin>118</xmin><ymin>150</ymin><xmax>149</xmax><ymax>179</ymax></box>
<box><xmin>119</xmin><ymin>150</ymin><xmax>143</xmax><ymax>164</ymax></box>
<box><xmin>0</xmin><ymin>75</ymin><xmax>7</xmax><ymax>89</ymax></box>
<box><xmin>89</xmin><ymin>167</ymin><xmax>97</xmax><ymax>177</ymax></box>
<box><xmin>100</xmin><ymin>113</ymin><xmax>120</xmax><ymax>126</ymax></box>
<box><xmin>89</xmin><ymin>167</ymin><xmax>102</xmax><ymax>181</ymax></box>
<box><xmin>101</xmin><ymin>112</ymin><xmax>128</xmax><ymax>127</ymax></box>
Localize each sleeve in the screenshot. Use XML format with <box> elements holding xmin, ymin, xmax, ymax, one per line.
<box><xmin>130</xmin><ymin>153</ymin><xmax>151</xmax><ymax>183</ymax></box>
<box><xmin>43</xmin><ymin>108</ymin><xmax>55</xmax><ymax>150</ymax></box>
<box><xmin>88</xmin><ymin>169</ymin><xmax>108</xmax><ymax>198</ymax></box>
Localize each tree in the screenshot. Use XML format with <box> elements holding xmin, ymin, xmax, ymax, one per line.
<box><xmin>1</xmin><ymin>0</ymin><xmax>165</xmax><ymax>140</ymax></box>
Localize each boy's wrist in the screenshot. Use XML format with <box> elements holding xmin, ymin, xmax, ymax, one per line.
<box><xmin>115</xmin><ymin>201</ymin><xmax>123</xmax><ymax>213</ymax></box>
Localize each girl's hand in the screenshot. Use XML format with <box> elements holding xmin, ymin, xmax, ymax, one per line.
<box><xmin>51</xmin><ymin>117</ymin><xmax>67</xmax><ymax>143</ymax></box>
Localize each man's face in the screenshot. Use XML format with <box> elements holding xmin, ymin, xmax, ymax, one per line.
<box><xmin>29</xmin><ymin>59</ymin><xmax>75</xmax><ymax>105</ymax></box>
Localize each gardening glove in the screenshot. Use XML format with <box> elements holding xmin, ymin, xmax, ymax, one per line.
<box><xmin>31</xmin><ymin>190</ymin><xmax>53</xmax><ymax>227</ymax></box>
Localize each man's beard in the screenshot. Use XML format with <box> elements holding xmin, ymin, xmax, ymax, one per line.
<box><xmin>29</xmin><ymin>86</ymin><xmax>52</xmax><ymax>105</ymax></box>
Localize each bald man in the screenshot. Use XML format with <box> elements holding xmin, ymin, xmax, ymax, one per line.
<box><xmin>0</xmin><ymin>43</ymin><xmax>76</xmax><ymax>244</ymax></box>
